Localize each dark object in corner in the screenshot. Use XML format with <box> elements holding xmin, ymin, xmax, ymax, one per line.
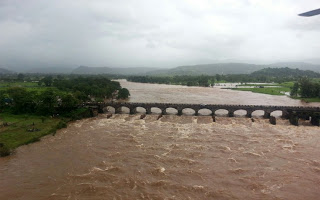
<box><xmin>157</xmin><ymin>114</ymin><xmax>163</xmax><ymax>120</ymax></box>
<box><xmin>140</xmin><ymin>114</ymin><xmax>146</xmax><ymax>119</ymax></box>
<box><xmin>269</xmin><ymin>116</ymin><xmax>276</xmax><ymax>125</ymax></box>
<box><xmin>299</xmin><ymin>8</ymin><xmax>320</xmax><ymax>17</ymax></box>
<box><xmin>212</xmin><ymin>116</ymin><xmax>216</xmax><ymax>122</ymax></box>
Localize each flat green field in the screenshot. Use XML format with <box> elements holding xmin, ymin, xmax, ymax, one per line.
<box><xmin>0</xmin><ymin>81</ymin><xmax>39</xmax><ymax>87</ymax></box>
<box><xmin>0</xmin><ymin>113</ymin><xmax>60</xmax><ymax>151</ymax></box>
<box><xmin>232</xmin><ymin>82</ymin><xmax>320</xmax><ymax>102</ymax></box>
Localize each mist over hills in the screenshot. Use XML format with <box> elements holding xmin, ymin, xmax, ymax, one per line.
<box><xmin>1</xmin><ymin>62</ymin><xmax>319</xmax><ymax>75</ymax></box>
<box><xmin>71</xmin><ymin>62</ymin><xmax>320</xmax><ymax>76</ymax></box>
<box><xmin>0</xmin><ymin>68</ymin><xmax>14</xmax><ymax>74</ymax></box>
<box><xmin>25</xmin><ymin>67</ymin><xmax>75</xmax><ymax>74</ymax></box>
<box><xmin>269</xmin><ymin>62</ymin><xmax>320</xmax><ymax>72</ymax></box>
<box><xmin>71</xmin><ymin>66</ymin><xmax>161</xmax><ymax>75</ymax></box>
<box><xmin>146</xmin><ymin>63</ymin><xmax>265</xmax><ymax>76</ymax></box>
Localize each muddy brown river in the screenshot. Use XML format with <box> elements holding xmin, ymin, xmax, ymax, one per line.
<box><xmin>1</xmin><ymin>80</ymin><xmax>320</xmax><ymax>200</ymax></box>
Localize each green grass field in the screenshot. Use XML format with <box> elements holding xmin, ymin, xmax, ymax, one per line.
<box><xmin>232</xmin><ymin>82</ymin><xmax>320</xmax><ymax>102</ymax></box>
<box><xmin>0</xmin><ymin>81</ymin><xmax>39</xmax><ymax>87</ymax></box>
<box><xmin>0</xmin><ymin>113</ymin><xmax>61</xmax><ymax>151</ymax></box>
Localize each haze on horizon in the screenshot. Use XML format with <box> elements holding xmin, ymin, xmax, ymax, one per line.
<box><xmin>0</xmin><ymin>0</ymin><xmax>320</xmax><ymax>70</ymax></box>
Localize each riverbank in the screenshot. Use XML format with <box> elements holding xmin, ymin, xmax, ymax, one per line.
<box><xmin>0</xmin><ymin>108</ymin><xmax>91</xmax><ymax>157</ymax></box>
<box><xmin>229</xmin><ymin>82</ymin><xmax>320</xmax><ymax>102</ymax></box>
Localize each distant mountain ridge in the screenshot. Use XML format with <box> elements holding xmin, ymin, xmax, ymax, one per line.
<box><xmin>146</xmin><ymin>62</ymin><xmax>320</xmax><ymax>76</ymax></box>
<box><xmin>1</xmin><ymin>61</ymin><xmax>320</xmax><ymax>75</ymax></box>
<box><xmin>71</xmin><ymin>66</ymin><xmax>162</xmax><ymax>75</ymax></box>
<box><xmin>26</xmin><ymin>67</ymin><xmax>75</xmax><ymax>74</ymax></box>
<box><xmin>269</xmin><ymin>62</ymin><xmax>320</xmax><ymax>72</ymax></box>
<box><xmin>146</xmin><ymin>63</ymin><xmax>266</xmax><ymax>76</ymax></box>
<box><xmin>251</xmin><ymin>67</ymin><xmax>320</xmax><ymax>78</ymax></box>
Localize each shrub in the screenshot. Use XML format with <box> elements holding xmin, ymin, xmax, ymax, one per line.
<box><xmin>56</xmin><ymin>120</ymin><xmax>67</xmax><ymax>129</ymax></box>
<box><xmin>0</xmin><ymin>144</ymin><xmax>10</xmax><ymax>157</ymax></box>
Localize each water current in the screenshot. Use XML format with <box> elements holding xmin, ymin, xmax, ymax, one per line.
<box><xmin>0</xmin><ymin>80</ymin><xmax>319</xmax><ymax>200</ymax></box>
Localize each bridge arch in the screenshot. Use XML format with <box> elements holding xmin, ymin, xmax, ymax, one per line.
<box><xmin>214</xmin><ymin>109</ymin><xmax>229</xmax><ymax>117</ymax></box>
<box><xmin>234</xmin><ymin>109</ymin><xmax>247</xmax><ymax>117</ymax></box>
<box><xmin>165</xmin><ymin>107</ymin><xmax>178</xmax><ymax>115</ymax></box>
<box><xmin>251</xmin><ymin>110</ymin><xmax>265</xmax><ymax>118</ymax></box>
<box><xmin>116</xmin><ymin>106</ymin><xmax>130</xmax><ymax>114</ymax></box>
<box><xmin>182</xmin><ymin>108</ymin><xmax>196</xmax><ymax>116</ymax></box>
<box><xmin>150</xmin><ymin>107</ymin><xmax>162</xmax><ymax>114</ymax></box>
<box><xmin>198</xmin><ymin>108</ymin><xmax>212</xmax><ymax>116</ymax></box>
<box><xmin>103</xmin><ymin>106</ymin><xmax>115</xmax><ymax>114</ymax></box>
<box><xmin>132</xmin><ymin>106</ymin><xmax>147</xmax><ymax>114</ymax></box>
<box><xmin>270</xmin><ymin>110</ymin><xmax>283</xmax><ymax>118</ymax></box>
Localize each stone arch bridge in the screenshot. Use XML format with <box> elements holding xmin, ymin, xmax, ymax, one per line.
<box><xmin>85</xmin><ymin>102</ymin><xmax>320</xmax><ymax>126</ymax></box>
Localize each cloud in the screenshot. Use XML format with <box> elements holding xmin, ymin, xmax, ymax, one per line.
<box><xmin>0</xmin><ymin>0</ymin><xmax>320</xmax><ymax>69</ymax></box>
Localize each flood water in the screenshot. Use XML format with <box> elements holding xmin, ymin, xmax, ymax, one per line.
<box><xmin>0</xmin><ymin>80</ymin><xmax>320</xmax><ymax>200</ymax></box>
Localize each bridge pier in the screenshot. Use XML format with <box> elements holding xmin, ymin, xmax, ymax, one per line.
<box><xmin>129</xmin><ymin>108</ymin><xmax>136</xmax><ymax>115</ymax></box>
<box><xmin>115</xmin><ymin>107</ymin><xmax>121</xmax><ymax>114</ymax></box>
<box><xmin>282</xmin><ymin>110</ymin><xmax>290</xmax><ymax>119</ymax></box>
<box><xmin>289</xmin><ymin>113</ymin><xmax>299</xmax><ymax>126</ymax></box>
<box><xmin>90</xmin><ymin>108</ymin><xmax>99</xmax><ymax>117</ymax></box>
<box><xmin>311</xmin><ymin>116</ymin><xmax>320</xmax><ymax>126</ymax></box>
<box><xmin>177</xmin><ymin>109</ymin><xmax>182</xmax><ymax>116</ymax></box>
<box><xmin>146</xmin><ymin>108</ymin><xmax>152</xmax><ymax>115</ymax></box>
<box><xmin>162</xmin><ymin>109</ymin><xmax>167</xmax><ymax>115</ymax></box>
<box><xmin>195</xmin><ymin>110</ymin><xmax>199</xmax><ymax>116</ymax></box>
<box><xmin>228</xmin><ymin>110</ymin><xmax>234</xmax><ymax>117</ymax></box>
<box><xmin>264</xmin><ymin>111</ymin><xmax>271</xmax><ymax>119</ymax></box>
<box><xmin>211</xmin><ymin>110</ymin><xmax>217</xmax><ymax>116</ymax></box>
<box><xmin>246</xmin><ymin>110</ymin><xmax>253</xmax><ymax>118</ymax></box>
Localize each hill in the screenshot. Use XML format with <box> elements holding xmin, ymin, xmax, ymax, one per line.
<box><xmin>146</xmin><ymin>62</ymin><xmax>320</xmax><ymax>76</ymax></box>
<box><xmin>269</xmin><ymin>62</ymin><xmax>320</xmax><ymax>72</ymax></box>
<box><xmin>71</xmin><ymin>66</ymin><xmax>161</xmax><ymax>75</ymax></box>
<box><xmin>250</xmin><ymin>67</ymin><xmax>320</xmax><ymax>78</ymax></box>
<box><xmin>147</xmin><ymin>63</ymin><xmax>266</xmax><ymax>76</ymax></box>
<box><xmin>26</xmin><ymin>67</ymin><xmax>75</xmax><ymax>74</ymax></box>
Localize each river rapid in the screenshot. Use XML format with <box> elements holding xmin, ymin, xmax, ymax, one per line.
<box><xmin>0</xmin><ymin>80</ymin><xmax>320</xmax><ymax>200</ymax></box>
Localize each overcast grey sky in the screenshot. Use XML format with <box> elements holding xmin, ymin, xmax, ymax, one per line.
<box><xmin>0</xmin><ymin>0</ymin><xmax>320</xmax><ymax>68</ymax></box>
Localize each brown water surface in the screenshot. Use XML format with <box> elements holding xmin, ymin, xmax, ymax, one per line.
<box><xmin>0</xmin><ymin>81</ymin><xmax>319</xmax><ymax>200</ymax></box>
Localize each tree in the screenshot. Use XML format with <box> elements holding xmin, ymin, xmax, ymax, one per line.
<box><xmin>37</xmin><ymin>89</ymin><xmax>57</xmax><ymax>115</ymax></box>
<box><xmin>17</xmin><ymin>73</ymin><xmax>25</xmax><ymax>81</ymax></box>
<box><xmin>299</xmin><ymin>77</ymin><xmax>315</xmax><ymax>98</ymax></box>
<box><xmin>60</xmin><ymin>94</ymin><xmax>79</xmax><ymax>111</ymax></box>
<box><xmin>42</xmin><ymin>76</ymin><xmax>53</xmax><ymax>87</ymax></box>
<box><xmin>6</xmin><ymin>87</ymin><xmax>36</xmax><ymax>113</ymax></box>
<box><xmin>290</xmin><ymin>82</ymin><xmax>299</xmax><ymax>97</ymax></box>
<box><xmin>117</xmin><ymin>88</ymin><xmax>130</xmax><ymax>99</ymax></box>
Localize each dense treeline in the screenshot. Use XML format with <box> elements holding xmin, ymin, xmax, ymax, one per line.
<box><xmin>127</xmin><ymin>74</ymin><xmax>301</xmax><ymax>86</ymax></box>
<box><xmin>127</xmin><ymin>75</ymin><xmax>215</xmax><ymax>87</ymax></box>
<box><xmin>290</xmin><ymin>78</ymin><xmax>320</xmax><ymax>98</ymax></box>
<box><xmin>127</xmin><ymin>67</ymin><xmax>320</xmax><ymax>87</ymax></box>
<box><xmin>0</xmin><ymin>76</ymin><xmax>130</xmax><ymax>116</ymax></box>
<box><xmin>251</xmin><ymin>67</ymin><xmax>320</xmax><ymax>78</ymax></box>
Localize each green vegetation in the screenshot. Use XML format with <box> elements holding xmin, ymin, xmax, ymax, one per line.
<box><xmin>128</xmin><ymin>75</ymin><xmax>215</xmax><ymax>87</ymax></box>
<box><xmin>0</xmin><ymin>113</ymin><xmax>59</xmax><ymax>155</ymax></box>
<box><xmin>0</xmin><ymin>74</ymin><xmax>131</xmax><ymax>156</ymax></box>
<box><xmin>251</xmin><ymin>67</ymin><xmax>320</xmax><ymax>78</ymax></box>
<box><xmin>232</xmin><ymin>87</ymin><xmax>291</xmax><ymax>95</ymax></box>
